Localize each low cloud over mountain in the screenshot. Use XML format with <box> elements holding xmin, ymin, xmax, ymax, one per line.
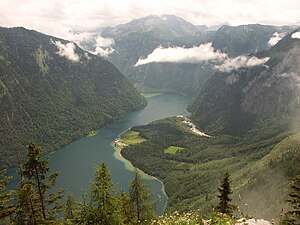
<box><xmin>215</xmin><ymin>56</ymin><xmax>270</xmax><ymax>72</ymax></box>
<box><xmin>92</xmin><ymin>36</ymin><xmax>115</xmax><ymax>57</ymax></box>
<box><xmin>135</xmin><ymin>43</ymin><xmax>227</xmax><ymax>66</ymax></box>
<box><xmin>268</xmin><ymin>32</ymin><xmax>286</xmax><ymax>46</ymax></box>
<box><xmin>52</xmin><ymin>40</ymin><xmax>80</xmax><ymax>61</ymax></box>
<box><xmin>135</xmin><ymin>42</ymin><xmax>270</xmax><ymax>72</ymax></box>
<box><xmin>291</xmin><ymin>32</ymin><xmax>300</xmax><ymax>39</ymax></box>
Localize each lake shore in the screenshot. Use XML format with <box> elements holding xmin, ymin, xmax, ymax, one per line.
<box><xmin>112</xmin><ymin>137</ymin><xmax>169</xmax><ymax>203</ymax></box>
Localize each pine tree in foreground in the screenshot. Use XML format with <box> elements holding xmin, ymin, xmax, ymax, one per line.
<box><xmin>76</xmin><ymin>162</ymin><xmax>123</xmax><ymax>224</ymax></box>
<box><xmin>118</xmin><ymin>190</ymin><xmax>135</xmax><ymax>224</ymax></box>
<box><xmin>281</xmin><ymin>173</ymin><xmax>300</xmax><ymax>225</ymax></box>
<box><xmin>65</xmin><ymin>193</ymin><xmax>76</xmax><ymax>222</ymax></box>
<box><xmin>216</xmin><ymin>171</ymin><xmax>235</xmax><ymax>216</ymax></box>
<box><xmin>0</xmin><ymin>170</ymin><xmax>15</xmax><ymax>221</ymax></box>
<box><xmin>129</xmin><ymin>170</ymin><xmax>155</xmax><ymax>224</ymax></box>
<box><xmin>14</xmin><ymin>142</ymin><xmax>63</xmax><ymax>224</ymax></box>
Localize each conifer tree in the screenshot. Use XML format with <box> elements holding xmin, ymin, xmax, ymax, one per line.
<box><xmin>216</xmin><ymin>171</ymin><xmax>235</xmax><ymax>216</ymax></box>
<box><xmin>0</xmin><ymin>170</ymin><xmax>15</xmax><ymax>221</ymax></box>
<box><xmin>16</xmin><ymin>142</ymin><xmax>63</xmax><ymax>223</ymax></box>
<box><xmin>129</xmin><ymin>170</ymin><xmax>155</xmax><ymax>224</ymax></box>
<box><xmin>118</xmin><ymin>190</ymin><xmax>135</xmax><ymax>224</ymax></box>
<box><xmin>281</xmin><ymin>174</ymin><xmax>300</xmax><ymax>225</ymax></box>
<box><xmin>65</xmin><ymin>193</ymin><xmax>75</xmax><ymax>222</ymax></box>
<box><xmin>14</xmin><ymin>179</ymin><xmax>39</xmax><ymax>225</ymax></box>
<box><xmin>78</xmin><ymin>162</ymin><xmax>122</xmax><ymax>224</ymax></box>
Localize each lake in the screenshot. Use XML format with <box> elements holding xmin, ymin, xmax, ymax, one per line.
<box><xmin>8</xmin><ymin>93</ymin><xmax>191</xmax><ymax>214</ymax></box>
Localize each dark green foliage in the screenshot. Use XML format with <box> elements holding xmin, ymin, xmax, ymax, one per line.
<box><xmin>65</xmin><ymin>193</ymin><xmax>75</xmax><ymax>221</ymax></box>
<box><xmin>76</xmin><ymin>163</ymin><xmax>122</xmax><ymax>224</ymax></box>
<box><xmin>118</xmin><ymin>190</ymin><xmax>135</xmax><ymax>224</ymax></box>
<box><xmin>14</xmin><ymin>179</ymin><xmax>39</xmax><ymax>225</ymax></box>
<box><xmin>0</xmin><ymin>170</ymin><xmax>14</xmax><ymax>221</ymax></box>
<box><xmin>216</xmin><ymin>172</ymin><xmax>235</xmax><ymax>216</ymax></box>
<box><xmin>0</xmin><ymin>27</ymin><xmax>146</xmax><ymax>169</ymax></box>
<box><xmin>14</xmin><ymin>142</ymin><xmax>63</xmax><ymax>224</ymax></box>
<box><xmin>121</xmin><ymin>117</ymin><xmax>300</xmax><ymax>221</ymax></box>
<box><xmin>74</xmin><ymin>164</ymin><xmax>155</xmax><ymax>224</ymax></box>
<box><xmin>129</xmin><ymin>170</ymin><xmax>155</xmax><ymax>224</ymax></box>
<box><xmin>281</xmin><ymin>172</ymin><xmax>300</xmax><ymax>225</ymax></box>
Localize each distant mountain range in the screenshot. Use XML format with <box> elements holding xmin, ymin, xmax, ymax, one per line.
<box><xmin>76</xmin><ymin>15</ymin><xmax>295</xmax><ymax>95</ymax></box>
<box><xmin>0</xmin><ymin>27</ymin><xmax>146</xmax><ymax>169</ymax></box>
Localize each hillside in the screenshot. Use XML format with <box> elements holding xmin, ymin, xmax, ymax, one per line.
<box><xmin>120</xmin><ymin>29</ymin><xmax>300</xmax><ymax>221</ymax></box>
<box><xmin>121</xmin><ymin>117</ymin><xmax>300</xmax><ymax>221</ymax></box>
<box><xmin>0</xmin><ymin>27</ymin><xmax>146</xmax><ymax>169</ymax></box>
<box><xmin>189</xmin><ymin>29</ymin><xmax>300</xmax><ymax>135</ymax></box>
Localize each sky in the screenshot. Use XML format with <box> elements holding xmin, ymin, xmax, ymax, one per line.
<box><xmin>0</xmin><ymin>0</ymin><xmax>299</xmax><ymax>40</ymax></box>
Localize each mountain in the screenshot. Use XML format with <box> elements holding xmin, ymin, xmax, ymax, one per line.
<box><xmin>0</xmin><ymin>27</ymin><xmax>146</xmax><ymax>169</ymax></box>
<box><xmin>77</xmin><ymin>15</ymin><xmax>293</xmax><ymax>96</ymax></box>
<box><xmin>101</xmin><ymin>15</ymin><xmax>214</xmax><ymax>95</ymax></box>
<box><xmin>120</xmin><ymin>29</ymin><xmax>300</xmax><ymax>220</ymax></box>
<box><xmin>101</xmin><ymin>15</ymin><xmax>201</xmax><ymax>40</ymax></box>
<box><xmin>211</xmin><ymin>24</ymin><xmax>293</xmax><ymax>57</ymax></box>
<box><xmin>189</xmin><ymin>29</ymin><xmax>300</xmax><ymax>135</ymax></box>
<box><xmin>77</xmin><ymin>15</ymin><xmax>215</xmax><ymax>95</ymax></box>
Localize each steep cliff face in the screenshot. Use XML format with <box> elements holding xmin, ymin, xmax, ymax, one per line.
<box><xmin>190</xmin><ymin>29</ymin><xmax>300</xmax><ymax>135</ymax></box>
<box><xmin>0</xmin><ymin>27</ymin><xmax>146</xmax><ymax>169</ymax></box>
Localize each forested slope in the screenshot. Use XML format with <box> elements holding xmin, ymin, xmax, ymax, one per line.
<box><xmin>0</xmin><ymin>27</ymin><xmax>146</xmax><ymax>169</ymax></box>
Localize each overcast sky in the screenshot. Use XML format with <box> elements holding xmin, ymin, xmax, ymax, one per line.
<box><xmin>0</xmin><ymin>0</ymin><xmax>299</xmax><ymax>39</ymax></box>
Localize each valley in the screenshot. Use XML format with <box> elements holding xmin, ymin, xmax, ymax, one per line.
<box><xmin>7</xmin><ymin>93</ymin><xmax>192</xmax><ymax>214</ymax></box>
<box><xmin>0</xmin><ymin>4</ymin><xmax>300</xmax><ymax>223</ymax></box>
<box><xmin>119</xmin><ymin>29</ymin><xmax>300</xmax><ymax>221</ymax></box>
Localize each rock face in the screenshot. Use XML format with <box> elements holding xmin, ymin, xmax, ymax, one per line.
<box><xmin>0</xmin><ymin>27</ymin><xmax>146</xmax><ymax>169</ymax></box>
<box><xmin>190</xmin><ymin>29</ymin><xmax>300</xmax><ymax>135</ymax></box>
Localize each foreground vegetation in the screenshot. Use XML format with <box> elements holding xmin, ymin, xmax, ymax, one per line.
<box><xmin>1</xmin><ymin>142</ymin><xmax>299</xmax><ymax>224</ymax></box>
<box><xmin>121</xmin><ymin>117</ymin><xmax>300</xmax><ymax>221</ymax></box>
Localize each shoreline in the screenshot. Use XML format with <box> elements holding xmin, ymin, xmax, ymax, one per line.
<box><xmin>111</xmin><ymin>138</ymin><xmax>169</xmax><ymax>202</ymax></box>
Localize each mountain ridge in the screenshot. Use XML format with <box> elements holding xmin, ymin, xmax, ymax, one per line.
<box><xmin>77</xmin><ymin>15</ymin><xmax>294</xmax><ymax>96</ymax></box>
<box><xmin>189</xmin><ymin>28</ymin><xmax>300</xmax><ymax>135</ymax></box>
<box><xmin>0</xmin><ymin>26</ymin><xmax>146</xmax><ymax>169</ymax></box>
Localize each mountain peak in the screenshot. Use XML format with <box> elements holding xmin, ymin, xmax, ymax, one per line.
<box><xmin>101</xmin><ymin>14</ymin><xmax>197</xmax><ymax>38</ymax></box>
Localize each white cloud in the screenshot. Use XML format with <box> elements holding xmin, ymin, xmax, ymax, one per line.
<box><xmin>291</xmin><ymin>32</ymin><xmax>300</xmax><ymax>39</ymax></box>
<box><xmin>66</xmin><ymin>31</ymin><xmax>95</xmax><ymax>44</ymax></box>
<box><xmin>52</xmin><ymin>40</ymin><xmax>80</xmax><ymax>61</ymax></box>
<box><xmin>268</xmin><ymin>32</ymin><xmax>286</xmax><ymax>46</ymax></box>
<box><xmin>215</xmin><ymin>56</ymin><xmax>270</xmax><ymax>72</ymax></box>
<box><xmin>92</xmin><ymin>36</ymin><xmax>115</xmax><ymax>57</ymax></box>
<box><xmin>94</xmin><ymin>36</ymin><xmax>115</xmax><ymax>48</ymax></box>
<box><xmin>93</xmin><ymin>46</ymin><xmax>115</xmax><ymax>57</ymax></box>
<box><xmin>0</xmin><ymin>0</ymin><xmax>299</xmax><ymax>42</ymax></box>
<box><xmin>135</xmin><ymin>43</ymin><xmax>228</xmax><ymax>66</ymax></box>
